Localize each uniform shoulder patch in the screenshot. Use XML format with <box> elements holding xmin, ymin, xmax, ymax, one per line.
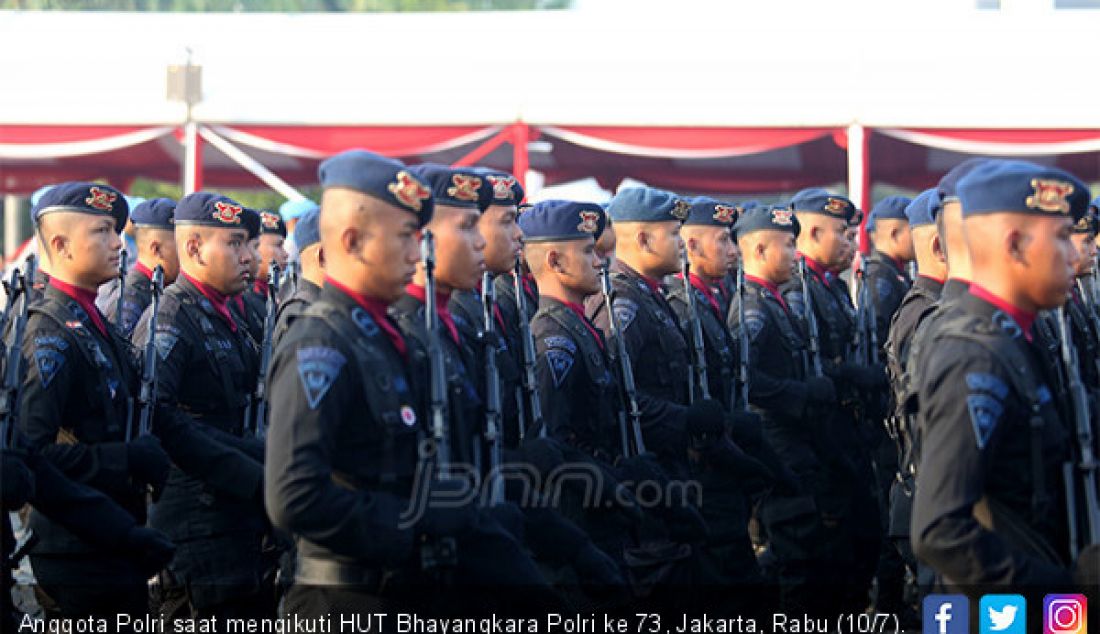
<box><xmin>966</xmin><ymin>392</ymin><xmax>1003</xmax><ymax>450</ymax></box>
<box><xmin>545</xmin><ymin>348</ymin><xmax>575</xmax><ymax>388</ymax></box>
<box><xmin>743</xmin><ymin>309</ymin><xmax>766</xmax><ymax>342</ymax></box>
<box><xmin>613</xmin><ymin>298</ymin><xmax>638</xmax><ymax>332</ymax></box>
<box><xmin>154</xmin><ymin>331</ymin><xmax>179</xmax><ymax>361</ymax></box>
<box><xmin>991</xmin><ymin>310</ymin><xmax>1022</xmax><ymax>339</ymax></box>
<box><xmin>297</xmin><ymin>346</ymin><xmax>347</xmax><ymax>409</ymax></box>
<box><xmin>34</xmin><ymin>348</ymin><xmax>65</xmax><ymax>388</ymax></box>
<box><xmin>350</xmin><ymin>307</ymin><xmax>379</xmax><ymax>337</ymax></box>
<box><xmin>543</xmin><ymin>335</ymin><xmax>577</xmax><ymax>354</ymax></box>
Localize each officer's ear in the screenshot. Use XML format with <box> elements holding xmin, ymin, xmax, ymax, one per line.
<box><xmin>546</xmin><ymin>247</ymin><xmax>563</xmax><ymax>273</ymax></box>
<box><xmin>185</xmin><ymin>231</ymin><xmax>204</xmax><ymax>264</ymax></box>
<box><xmin>1005</xmin><ymin>227</ymin><xmax>1028</xmax><ymax>263</ymax></box>
<box><xmin>930</xmin><ymin>232</ymin><xmax>947</xmax><ymax>264</ymax></box>
<box><xmin>317</xmin><ymin>246</ymin><xmax>326</xmax><ymax>269</ymax></box>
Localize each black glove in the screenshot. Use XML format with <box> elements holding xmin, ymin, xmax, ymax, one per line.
<box><xmin>416</xmin><ymin>478</ymin><xmax>478</xmax><ymax>539</ymax></box>
<box><xmin>573</xmin><ymin>542</ymin><xmax>625</xmax><ymax>586</ymax></box>
<box><xmin>520</xmin><ymin>436</ymin><xmax>567</xmax><ymax>476</ymax></box>
<box><xmin>704</xmin><ymin>436</ymin><xmax>776</xmax><ymax>483</ymax></box>
<box><xmin>837</xmin><ymin>362</ymin><xmax>887</xmax><ymax>390</ymax></box>
<box><xmin>122</xmin><ymin>526</ymin><xmax>176</xmax><ymax>579</ymax></box>
<box><xmin>686</xmin><ymin>398</ymin><xmax>727</xmax><ymax>449</ymax></box>
<box><xmin>126</xmin><ymin>435</ymin><xmax>170</xmax><ymax>497</ymax></box>
<box><xmin>2</xmin><ymin>453</ymin><xmax>34</xmax><ymax>510</ymax></box>
<box><xmin>726</xmin><ymin>409</ymin><xmax>764</xmax><ymax>446</ymax></box>
<box><xmin>805</xmin><ymin>376</ymin><xmax>836</xmax><ymax>405</ymax></box>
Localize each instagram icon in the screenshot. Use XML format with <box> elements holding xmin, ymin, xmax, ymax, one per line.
<box><xmin>1045</xmin><ymin>595</ymin><xmax>1087</xmax><ymax>634</ymax></box>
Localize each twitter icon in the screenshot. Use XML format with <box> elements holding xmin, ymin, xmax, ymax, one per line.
<box><xmin>981</xmin><ymin>595</ymin><xmax>1026</xmax><ymax>634</ymax></box>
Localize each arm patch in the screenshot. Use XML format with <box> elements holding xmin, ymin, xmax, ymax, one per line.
<box><xmin>297</xmin><ymin>346</ymin><xmax>347</xmax><ymax>409</ymax></box>
<box><xmin>545</xmin><ymin>349</ymin><xmax>575</xmax><ymax>388</ymax></box>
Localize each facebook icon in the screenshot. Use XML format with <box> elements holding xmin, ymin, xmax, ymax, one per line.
<box><xmin>924</xmin><ymin>594</ymin><xmax>970</xmax><ymax>634</ymax></box>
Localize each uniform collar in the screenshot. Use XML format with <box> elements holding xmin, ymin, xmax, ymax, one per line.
<box><xmin>405</xmin><ymin>283</ymin><xmax>460</xmax><ymax>346</ymax></box>
<box><xmin>744</xmin><ymin>273</ymin><xmax>789</xmax><ymax>312</ymax></box>
<box><xmin>874</xmin><ymin>250</ymin><xmax>906</xmax><ymax>275</ymax></box>
<box><xmin>48</xmin><ymin>277</ymin><xmax>107</xmax><ymax>338</ymax></box>
<box><xmin>325</xmin><ymin>276</ymin><xmax>407</xmax><ymax>358</ymax></box>
<box><xmin>915</xmin><ymin>274</ymin><xmax>945</xmax><ymax>296</ymax></box>
<box><xmin>968</xmin><ymin>283</ymin><xmax>1036</xmax><ymax>342</ymax></box>
<box><xmin>133</xmin><ymin>261</ymin><xmax>154</xmax><ymax>281</ymax></box>
<box><xmin>797</xmin><ymin>252</ymin><xmax>831</xmax><ymax>287</ymax></box>
<box><xmin>681</xmin><ymin>272</ymin><xmax>721</xmax><ymax>317</ymax></box>
<box><xmin>942</xmin><ymin>277</ymin><xmax>971</xmax><ymax>302</ymax></box>
<box><xmin>543</xmin><ymin>294</ymin><xmax>604</xmax><ymax>351</ymax></box>
<box><xmin>181</xmin><ymin>271</ymin><xmax>237</xmax><ymax>332</ymax></box>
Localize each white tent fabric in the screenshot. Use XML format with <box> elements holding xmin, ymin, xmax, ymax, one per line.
<box><xmin>1</xmin><ymin>2</ymin><xmax>1097</xmax><ymax>129</ymax></box>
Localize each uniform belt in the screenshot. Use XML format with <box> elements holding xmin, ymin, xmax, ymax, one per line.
<box><xmin>294</xmin><ymin>556</ymin><xmax>388</xmax><ymax>589</ymax></box>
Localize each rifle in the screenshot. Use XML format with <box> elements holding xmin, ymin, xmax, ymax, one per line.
<box><xmin>854</xmin><ymin>258</ymin><xmax>879</xmax><ymax>365</ymax></box>
<box><xmin>114</xmin><ymin>248</ymin><xmax>128</xmax><ymax>327</ymax></box>
<box><xmin>735</xmin><ymin>266</ymin><xmax>750</xmax><ymax>411</ymax></box>
<box><xmin>0</xmin><ymin>268</ymin><xmax>21</xmax><ymax>346</ymax></box>
<box><xmin>798</xmin><ymin>256</ymin><xmax>824</xmax><ymax>377</ymax></box>
<box><xmin>513</xmin><ymin>256</ymin><xmax>544</xmax><ymax>440</ymax></box>
<box><xmin>422</xmin><ymin>231</ymin><xmax>452</xmax><ymax>478</ymax></box>
<box><xmin>480</xmin><ymin>272</ymin><xmax>505</xmax><ymax>506</ymax></box>
<box><xmin>0</xmin><ymin>256</ymin><xmax>36</xmax><ymax>450</ymax></box>
<box><xmin>134</xmin><ymin>265</ymin><xmax>165</xmax><ymax>439</ymax></box>
<box><xmin>679</xmin><ymin>245</ymin><xmax>709</xmax><ymax>403</ymax></box>
<box><xmin>1074</xmin><ymin>278</ymin><xmax>1100</xmax><ymax>382</ymax></box>
<box><xmin>1055</xmin><ymin>307</ymin><xmax>1100</xmax><ymax>557</ymax></box>
<box><xmin>247</xmin><ymin>261</ymin><xmax>280</xmax><ymax>439</ymax></box>
<box><xmin>599</xmin><ymin>261</ymin><xmax>646</xmax><ymax>458</ymax></box>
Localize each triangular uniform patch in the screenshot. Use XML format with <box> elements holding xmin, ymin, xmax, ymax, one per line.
<box><xmin>297</xmin><ymin>346</ymin><xmax>347</xmax><ymax>410</ymax></box>
<box><xmin>967</xmin><ymin>393</ymin><xmax>1002</xmax><ymax>450</ymax></box>
<box><xmin>155</xmin><ymin>332</ymin><xmax>178</xmax><ymax>361</ymax></box>
<box><xmin>34</xmin><ymin>349</ymin><xmax>65</xmax><ymax>388</ymax></box>
<box><xmin>545</xmin><ymin>349</ymin><xmax>574</xmax><ymax>388</ymax></box>
<box><xmin>613</xmin><ymin>298</ymin><xmax>638</xmax><ymax>332</ymax></box>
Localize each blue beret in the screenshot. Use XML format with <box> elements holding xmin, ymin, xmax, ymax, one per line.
<box><xmin>257</xmin><ymin>210</ymin><xmax>287</xmax><ymax>238</ymax></box>
<box><xmin>411</xmin><ymin>163</ymin><xmax>493</xmax><ymax>212</ymax></box>
<box><xmin>175</xmin><ymin>192</ymin><xmax>260</xmax><ymax>238</ymax></box>
<box><xmin>732</xmin><ymin>205</ymin><xmax>801</xmax><ymax>239</ymax></box>
<box><xmin>30</xmin><ymin>184</ymin><xmax>55</xmax><ymax>207</ymax></box>
<box><xmin>131</xmin><ymin>198</ymin><xmax>176</xmax><ymax>230</ymax></box>
<box><xmin>1072</xmin><ymin>209</ymin><xmax>1097</xmax><ymax>235</ymax></box>
<box><xmin>318</xmin><ymin>149</ymin><xmax>433</xmax><ymax>226</ymax></box>
<box><xmin>518</xmin><ymin>200</ymin><xmax>606</xmax><ymax>243</ymax></box>
<box><xmin>293</xmin><ymin>207</ymin><xmax>321</xmax><ymax>251</ymax></box>
<box><xmin>788</xmin><ymin>188</ymin><xmax>857</xmax><ymax>222</ymax></box>
<box><xmin>938</xmin><ymin>158</ymin><xmax>989</xmax><ymax>202</ymax></box>
<box><xmin>32</xmin><ymin>181</ymin><xmax>128</xmax><ymax>232</ymax></box>
<box><xmin>957</xmin><ymin>160</ymin><xmax>1090</xmax><ymax>221</ymax></box>
<box><xmin>279</xmin><ymin>198</ymin><xmax>318</xmax><ymax>221</ymax></box>
<box><xmin>1090</xmin><ymin>196</ymin><xmax>1100</xmax><ymax>213</ymax></box>
<box><xmin>867</xmin><ymin>195</ymin><xmax>912</xmax><ymax>231</ymax></box>
<box><xmin>684</xmin><ymin>196</ymin><xmax>740</xmax><ymax>228</ymax></box>
<box><xmin>737</xmin><ymin>200</ymin><xmax>762</xmax><ymax>213</ymax></box>
<box><xmin>904</xmin><ymin>189</ymin><xmax>943</xmax><ymax>228</ymax></box>
<box><xmin>475</xmin><ymin>168</ymin><xmax>525</xmax><ymax>207</ymax></box>
<box><xmin>606</xmin><ymin>187</ymin><xmax>690</xmax><ymax>223</ymax></box>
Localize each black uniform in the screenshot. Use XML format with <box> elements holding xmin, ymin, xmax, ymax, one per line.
<box><xmin>666</xmin><ymin>274</ymin><xmax>737</xmax><ymax>410</ymax></box>
<box><xmin>1066</xmin><ymin>282</ymin><xmax>1100</xmax><ymax>391</ymax></box>
<box><xmin>234</xmin><ymin>288</ymin><xmax>267</xmax><ymax>346</ymax></box>
<box><xmin>585</xmin><ymin>260</ymin><xmax>689</xmax><ymax>471</ymax></box>
<box><xmin>910</xmin><ymin>290</ymin><xmax>1073</xmax><ymax>588</ymax></box>
<box><xmin>132</xmin><ymin>275</ymin><xmax>271</xmax><ymax>618</ymax></box>
<box><xmin>864</xmin><ymin>251</ymin><xmax>911</xmax><ymax>351</ymax></box>
<box><xmin>883</xmin><ymin>274</ymin><xmax>943</xmax><ymax>559</ymax></box>
<box><xmin>16</xmin><ymin>284</ymin><xmax>159</xmax><ymax>617</ymax></box>
<box><xmin>782</xmin><ymin>259</ymin><xmax>882</xmax><ymax>609</ymax></box>
<box><xmin>97</xmin><ymin>266</ymin><xmax>155</xmax><ymax>338</ymax></box>
<box><xmin>272</xmin><ymin>278</ymin><xmax>321</xmax><ymax>347</ymax></box>
<box><xmin>495</xmin><ymin>271</ymin><xmax>538</xmax><ymax>324</ymax></box>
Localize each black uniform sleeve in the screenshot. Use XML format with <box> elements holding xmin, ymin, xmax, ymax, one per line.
<box><xmin>264</xmin><ymin>335</ymin><xmax>415</xmax><ymax>564</ymax></box>
<box><xmin>911</xmin><ymin>339</ymin><xmax>1071</xmax><ymax>586</ymax></box>
<box><xmin>533</xmin><ymin>329</ymin><xmax>581</xmax><ymax>444</ymax></box>
<box><xmin>17</xmin><ymin>324</ymin><xmax>131</xmax><ymax>493</ymax></box>
<box><xmin>133</xmin><ymin>311</ymin><xmax>263</xmax><ymax>503</ymax></box>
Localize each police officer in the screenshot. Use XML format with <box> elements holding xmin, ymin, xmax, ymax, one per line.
<box><xmin>728</xmin><ymin>205</ymin><xmax>844</xmax><ymax>614</ymax></box>
<box><xmin>883</xmin><ymin>188</ymin><xmax>947</xmax><ymax>578</ymax></box>
<box><xmin>864</xmin><ymin>195</ymin><xmax>914</xmax><ymax>349</ymax></box>
<box><xmin>266</xmin><ymin>150</ymin><xmax>553</xmax><ymax>617</ymax></box>
<box><xmin>234</xmin><ymin>208</ymin><xmax>275</xmax><ymax>345</ymax></box>
<box><xmin>584</xmin><ymin>187</ymin><xmax>697</xmax><ymax>475</ymax></box>
<box><xmin>16</xmin><ymin>182</ymin><xmax>172</xmax><ymax>618</ymax></box>
<box><xmin>937</xmin><ymin>158</ymin><xmax>990</xmax><ymax>302</ymax></box>
<box><xmin>447</xmin><ymin>167</ymin><xmax>526</xmax><ymax>447</ymax></box>
<box><xmin>277</xmin><ymin>198</ymin><xmax>318</xmax><ymax>266</ymax></box>
<box><xmin>911</xmin><ymin>160</ymin><xmax>1091</xmax><ymax>590</ymax></box>
<box><xmin>1065</xmin><ymin>209</ymin><xmax>1100</xmax><ymax>391</ymax></box>
<box><xmin>99</xmin><ymin>198</ymin><xmax>180</xmax><ymax>337</ymax></box>
<box><xmin>272</xmin><ymin>207</ymin><xmax>322</xmax><ymax>346</ymax></box>
<box><xmin>131</xmin><ymin>192</ymin><xmax>273</xmax><ymax>619</ymax></box>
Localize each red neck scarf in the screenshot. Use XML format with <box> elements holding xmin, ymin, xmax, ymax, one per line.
<box><xmin>406</xmin><ymin>283</ymin><xmax>459</xmax><ymax>346</ymax></box>
<box><xmin>182</xmin><ymin>271</ymin><xmax>237</xmax><ymax>332</ymax></box>
<box><xmin>134</xmin><ymin>261</ymin><xmax>154</xmax><ymax>281</ymax></box>
<box><xmin>326</xmin><ymin>277</ymin><xmax>407</xmax><ymax>358</ymax></box>
<box><xmin>557</xmin><ymin>296</ymin><xmax>604</xmax><ymax>351</ymax></box>
<box><xmin>797</xmin><ymin>252</ymin><xmax>831</xmax><ymax>287</ymax></box>
<box><xmin>49</xmin><ymin>277</ymin><xmax>107</xmax><ymax>337</ymax></box>
<box><xmin>684</xmin><ymin>272</ymin><xmax>721</xmax><ymax>317</ymax></box>
<box><xmin>253</xmin><ymin>277</ymin><xmax>269</xmax><ymax>297</ymax></box>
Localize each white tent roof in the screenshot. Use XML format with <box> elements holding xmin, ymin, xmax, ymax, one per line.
<box><xmin>1</xmin><ymin>1</ymin><xmax>1097</xmax><ymax>129</ymax></box>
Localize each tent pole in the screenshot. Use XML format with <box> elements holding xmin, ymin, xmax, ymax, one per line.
<box><xmin>199</xmin><ymin>126</ymin><xmax>305</xmax><ymax>201</ymax></box>
<box><xmin>182</xmin><ymin>121</ymin><xmax>203</xmax><ymax>194</ymax></box>
<box><xmin>846</xmin><ymin>123</ymin><xmax>870</xmax><ymax>254</ymax></box>
<box><xmin>4</xmin><ymin>194</ymin><xmax>23</xmax><ymax>263</ymax></box>
<box><xmin>511</xmin><ymin>122</ymin><xmax>529</xmax><ymax>190</ymax></box>
<box><xmin>451</xmin><ymin>127</ymin><xmax>510</xmax><ymax>167</ymax></box>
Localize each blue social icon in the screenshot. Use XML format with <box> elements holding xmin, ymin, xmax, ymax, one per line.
<box><xmin>924</xmin><ymin>594</ymin><xmax>970</xmax><ymax>634</ymax></box>
<box><xmin>980</xmin><ymin>595</ymin><xmax>1026</xmax><ymax>634</ymax></box>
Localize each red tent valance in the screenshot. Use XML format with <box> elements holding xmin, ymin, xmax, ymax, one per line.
<box><xmin>538</xmin><ymin>126</ymin><xmax>836</xmax><ymax>159</ymax></box>
<box><xmin>878</xmin><ymin>128</ymin><xmax>1100</xmax><ymax>156</ymax></box>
